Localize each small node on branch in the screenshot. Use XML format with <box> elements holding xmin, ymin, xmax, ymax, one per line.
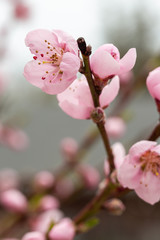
<box><xmin>77</xmin><ymin>37</ymin><xmax>86</xmax><ymax>55</ymax></box>
<box><xmin>91</xmin><ymin>107</ymin><xmax>106</xmax><ymax>124</ymax></box>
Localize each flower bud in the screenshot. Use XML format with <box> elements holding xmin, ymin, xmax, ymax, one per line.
<box><xmin>104</xmin><ymin>198</ymin><xmax>125</xmax><ymax>216</ymax></box>
<box><xmin>0</xmin><ymin>168</ymin><xmax>19</xmax><ymax>192</ymax></box>
<box><xmin>77</xmin><ymin>164</ymin><xmax>100</xmax><ymax>189</ymax></box>
<box><xmin>60</xmin><ymin>137</ymin><xmax>78</xmax><ymax>163</ymax></box>
<box><xmin>38</xmin><ymin>195</ymin><xmax>60</xmax><ymax>211</ymax></box>
<box><xmin>34</xmin><ymin>171</ymin><xmax>55</xmax><ymax>191</ymax></box>
<box><xmin>22</xmin><ymin>231</ymin><xmax>45</xmax><ymax>240</ymax></box>
<box><xmin>91</xmin><ymin>107</ymin><xmax>105</xmax><ymax>124</ymax></box>
<box><xmin>0</xmin><ymin>189</ymin><xmax>28</xmax><ymax>213</ymax></box>
<box><xmin>49</xmin><ymin>218</ymin><xmax>75</xmax><ymax>240</ymax></box>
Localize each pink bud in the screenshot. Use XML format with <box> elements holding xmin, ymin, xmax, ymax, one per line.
<box><xmin>60</xmin><ymin>137</ymin><xmax>78</xmax><ymax>162</ymax></box>
<box><xmin>38</xmin><ymin>195</ymin><xmax>60</xmax><ymax>211</ymax></box>
<box><xmin>31</xmin><ymin>209</ymin><xmax>64</xmax><ymax>233</ymax></box>
<box><xmin>55</xmin><ymin>179</ymin><xmax>74</xmax><ymax>199</ymax></box>
<box><xmin>104</xmin><ymin>198</ymin><xmax>125</xmax><ymax>216</ymax></box>
<box><xmin>77</xmin><ymin>164</ymin><xmax>100</xmax><ymax>189</ymax></box>
<box><xmin>34</xmin><ymin>171</ymin><xmax>55</xmax><ymax>191</ymax></box>
<box><xmin>22</xmin><ymin>231</ymin><xmax>45</xmax><ymax>240</ymax></box>
<box><xmin>0</xmin><ymin>126</ymin><xmax>29</xmax><ymax>151</ymax></box>
<box><xmin>105</xmin><ymin>117</ymin><xmax>126</xmax><ymax>139</ymax></box>
<box><xmin>146</xmin><ymin>67</ymin><xmax>160</xmax><ymax>101</ymax></box>
<box><xmin>14</xmin><ymin>3</ymin><xmax>30</xmax><ymax>20</ymax></box>
<box><xmin>0</xmin><ymin>168</ymin><xmax>19</xmax><ymax>192</ymax></box>
<box><xmin>90</xmin><ymin>44</ymin><xmax>136</xmax><ymax>80</ymax></box>
<box><xmin>49</xmin><ymin>218</ymin><xmax>75</xmax><ymax>240</ymax></box>
<box><xmin>0</xmin><ymin>189</ymin><xmax>28</xmax><ymax>213</ymax></box>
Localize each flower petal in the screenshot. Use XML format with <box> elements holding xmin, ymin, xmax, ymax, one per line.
<box><xmin>25</xmin><ymin>29</ymin><xmax>59</xmax><ymax>60</ymax></box>
<box><xmin>53</xmin><ymin>30</ymin><xmax>79</xmax><ymax>55</ymax></box>
<box><xmin>135</xmin><ymin>171</ymin><xmax>160</xmax><ymax>205</ymax></box>
<box><xmin>129</xmin><ymin>140</ymin><xmax>157</xmax><ymax>160</ymax></box>
<box><xmin>60</xmin><ymin>52</ymin><xmax>80</xmax><ymax>81</ymax></box>
<box><xmin>117</xmin><ymin>155</ymin><xmax>141</xmax><ymax>189</ymax></box>
<box><xmin>99</xmin><ymin>76</ymin><xmax>120</xmax><ymax>108</ymax></box>
<box><xmin>24</xmin><ymin>60</ymin><xmax>55</xmax><ymax>88</ymax></box>
<box><xmin>112</xmin><ymin>142</ymin><xmax>125</xmax><ymax>169</ymax></box>
<box><xmin>57</xmin><ymin>78</ymin><xmax>94</xmax><ymax>119</ymax></box>
<box><xmin>119</xmin><ymin>48</ymin><xmax>137</xmax><ymax>74</ymax></box>
<box><xmin>90</xmin><ymin>48</ymin><xmax>120</xmax><ymax>79</ymax></box>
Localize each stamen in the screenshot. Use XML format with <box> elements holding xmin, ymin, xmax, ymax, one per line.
<box><xmin>33</xmin><ymin>56</ymin><xmax>37</xmax><ymax>60</ymax></box>
<box><xmin>41</xmin><ymin>54</ymin><xmax>44</xmax><ymax>57</ymax></box>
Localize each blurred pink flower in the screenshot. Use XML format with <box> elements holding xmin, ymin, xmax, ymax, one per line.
<box><xmin>31</xmin><ymin>209</ymin><xmax>63</xmax><ymax>233</ymax></box>
<box><xmin>49</xmin><ymin>218</ymin><xmax>75</xmax><ymax>240</ymax></box>
<box><xmin>24</xmin><ymin>29</ymin><xmax>80</xmax><ymax>94</ymax></box>
<box><xmin>38</xmin><ymin>195</ymin><xmax>60</xmax><ymax>211</ymax></box>
<box><xmin>0</xmin><ymin>189</ymin><xmax>28</xmax><ymax>213</ymax></box>
<box><xmin>90</xmin><ymin>44</ymin><xmax>136</xmax><ymax>80</ymax></box>
<box><xmin>146</xmin><ymin>67</ymin><xmax>160</xmax><ymax>101</ymax></box>
<box><xmin>14</xmin><ymin>2</ymin><xmax>30</xmax><ymax>20</ymax></box>
<box><xmin>60</xmin><ymin>137</ymin><xmax>78</xmax><ymax>162</ymax></box>
<box><xmin>117</xmin><ymin>140</ymin><xmax>160</xmax><ymax>205</ymax></box>
<box><xmin>55</xmin><ymin>179</ymin><xmax>74</xmax><ymax>200</ymax></box>
<box><xmin>77</xmin><ymin>164</ymin><xmax>100</xmax><ymax>189</ymax></box>
<box><xmin>105</xmin><ymin>117</ymin><xmax>126</xmax><ymax>139</ymax></box>
<box><xmin>104</xmin><ymin>142</ymin><xmax>125</xmax><ymax>176</ymax></box>
<box><xmin>0</xmin><ymin>125</ymin><xmax>28</xmax><ymax>151</ymax></box>
<box><xmin>57</xmin><ymin>75</ymin><xmax>119</xmax><ymax>119</ymax></box>
<box><xmin>33</xmin><ymin>171</ymin><xmax>55</xmax><ymax>191</ymax></box>
<box><xmin>22</xmin><ymin>231</ymin><xmax>45</xmax><ymax>240</ymax></box>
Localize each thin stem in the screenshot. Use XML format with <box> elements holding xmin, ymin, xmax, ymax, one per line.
<box><xmin>73</xmin><ymin>181</ymin><xmax>116</xmax><ymax>225</ymax></box>
<box><xmin>148</xmin><ymin>122</ymin><xmax>160</xmax><ymax>141</ymax></box>
<box><xmin>81</xmin><ymin>53</ymin><xmax>114</xmax><ymax>171</ymax></box>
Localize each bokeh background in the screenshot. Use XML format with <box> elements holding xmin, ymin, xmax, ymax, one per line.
<box><xmin>0</xmin><ymin>0</ymin><xmax>160</xmax><ymax>239</ymax></box>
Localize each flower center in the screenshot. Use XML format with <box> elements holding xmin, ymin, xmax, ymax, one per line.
<box><xmin>139</xmin><ymin>150</ymin><xmax>160</xmax><ymax>176</ymax></box>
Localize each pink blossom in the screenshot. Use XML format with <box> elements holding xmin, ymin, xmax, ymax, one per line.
<box><xmin>38</xmin><ymin>195</ymin><xmax>60</xmax><ymax>211</ymax></box>
<box><xmin>0</xmin><ymin>189</ymin><xmax>28</xmax><ymax>213</ymax></box>
<box><xmin>117</xmin><ymin>140</ymin><xmax>160</xmax><ymax>205</ymax></box>
<box><xmin>105</xmin><ymin>117</ymin><xmax>126</xmax><ymax>139</ymax></box>
<box><xmin>104</xmin><ymin>142</ymin><xmax>125</xmax><ymax>176</ymax></box>
<box><xmin>14</xmin><ymin>3</ymin><xmax>30</xmax><ymax>20</ymax></box>
<box><xmin>55</xmin><ymin>179</ymin><xmax>74</xmax><ymax>200</ymax></box>
<box><xmin>60</xmin><ymin>137</ymin><xmax>78</xmax><ymax>162</ymax></box>
<box><xmin>22</xmin><ymin>231</ymin><xmax>45</xmax><ymax>240</ymax></box>
<box><xmin>90</xmin><ymin>44</ymin><xmax>136</xmax><ymax>80</ymax></box>
<box><xmin>0</xmin><ymin>168</ymin><xmax>19</xmax><ymax>192</ymax></box>
<box><xmin>77</xmin><ymin>164</ymin><xmax>100</xmax><ymax>189</ymax></box>
<box><xmin>146</xmin><ymin>67</ymin><xmax>160</xmax><ymax>101</ymax></box>
<box><xmin>49</xmin><ymin>218</ymin><xmax>75</xmax><ymax>240</ymax></box>
<box><xmin>31</xmin><ymin>209</ymin><xmax>63</xmax><ymax>233</ymax></box>
<box><xmin>0</xmin><ymin>125</ymin><xmax>28</xmax><ymax>151</ymax></box>
<box><xmin>24</xmin><ymin>29</ymin><xmax>80</xmax><ymax>94</ymax></box>
<box><xmin>57</xmin><ymin>75</ymin><xmax>120</xmax><ymax>119</ymax></box>
<box><xmin>33</xmin><ymin>171</ymin><xmax>55</xmax><ymax>191</ymax></box>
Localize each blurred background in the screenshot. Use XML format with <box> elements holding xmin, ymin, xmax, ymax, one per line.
<box><xmin>0</xmin><ymin>0</ymin><xmax>160</xmax><ymax>239</ymax></box>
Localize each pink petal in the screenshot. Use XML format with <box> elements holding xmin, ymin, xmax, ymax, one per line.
<box><xmin>25</xmin><ymin>29</ymin><xmax>59</xmax><ymax>60</ymax></box>
<box><xmin>112</xmin><ymin>142</ymin><xmax>125</xmax><ymax>169</ymax></box>
<box><xmin>152</xmin><ymin>84</ymin><xmax>160</xmax><ymax>100</ymax></box>
<box><xmin>90</xmin><ymin>47</ymin><xmax>120</xmax><ymax>79</ymax></box>
<box><xmin>146</xmin><ymin>67</ymin><xmax>160</xmax><ymax>91</ymax></box>
<box><xmin>135</xmin><ymin>171</ymin><xmax>160</xmax><ymax>205</ymax></box>
<box><xmin>24</xmin><ymin>60</ymin><xmax>55</xmax><ymax>89</ymax></box>
<box><xmin>99</xmin><ymin>76</ymin><xmax>120</xmax><ymax>108</ymax></box>
<box><xmin>119</xmin><ymin>48</ymin><xmax>137</xmax><ymax>74</ymax></box>
<box><xmin>57</xmin><ymin>78</ymin><xmax>94</xmax><ymax>119</ymax></box>
<box><xmin>129</xmin><ymin>140</ymin><xmax>157</xmax><ymax>160</ymax></box>
<box><xmin>60</xmin><ymin>52</ymin><xmax>80</xmax><ymax>81</ymax></box>
<box><xmin>53</xmin><ymin>30</ymin><xmax>79</xmax><ymax>55</ymax></box>
<box><xmin>117</xmin><ymin>155</ymin><xmax>141</xmax><ymax>189</ymax></box>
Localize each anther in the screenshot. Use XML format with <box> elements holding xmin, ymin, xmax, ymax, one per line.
<box><xmin>33</xmin><ymin>56</ymin><xmax>37</xmax><ymax>60</ymax></box>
